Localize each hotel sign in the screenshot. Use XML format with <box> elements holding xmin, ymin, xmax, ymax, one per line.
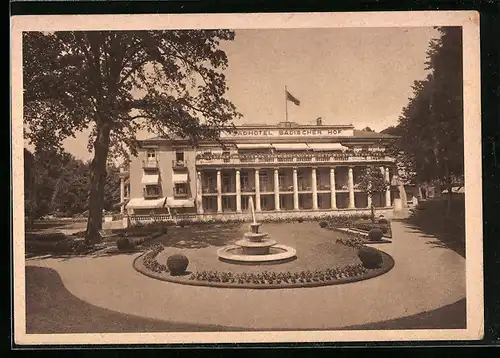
<box><xmin>220</xmin><ymin>128</ymin><xmax>353</xmax><ymax>139</ymax></box>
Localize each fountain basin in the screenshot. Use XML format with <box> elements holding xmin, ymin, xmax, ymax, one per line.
<box><xmin>217</xmin><ymin>244</ymin><xmax>297</xmax><ymax>265</ymax></box>
<box><xmin>243</xmin><ymin>232</ymin><xmax>269</xmax><ymax>242</ymax></box>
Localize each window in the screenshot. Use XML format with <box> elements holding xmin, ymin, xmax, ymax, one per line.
<box><xmin>241</xmin><ymin>174</ymin><xmax>249</xmax><ymax>190</ymax></box>
<box><xmin>146</xmin><ymin>149</ymin><xmax>156</xmax><ymax>160</ymax></box>
<box><xmin>278</xmin><ymin>172</ymin><xmax>285</xmax><ymax>184</ymax></box>
<box><xmin>259</xmin><ymin>172</ymin><xmax>268</xmax><ymax>190</ymax></box>
<box><xmin>241</xmin><ymin>196</ymin><xmax>249</xmax><ymax>211</ymax></box>
<box><xmin>175</xmin><ymin>151</ymin><xmax>184</xmax><ymax>162</ymax></box>
<box><xmin>222</xmin><ymin>175</ymin><xmax>232</xmax><ymax>192</ymax></box>
<box><xmin>175</xmin><ymin>183</ymin><xmax>188</xmax><ymax>196</ymax></box>
<box><xmin>144</xmin><ymin>185</ymin><xmax>160</xmax><ymax>197</ymax></box>
<box><xmin>279</xmin><ymin>195</ymin><xmax>285</xmax><ymax>209</ymax></box>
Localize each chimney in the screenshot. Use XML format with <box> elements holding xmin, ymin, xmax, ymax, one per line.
<box><xmin>316</xmin><ymin>117</ymin><xmax>322</xmax><ymax>125</ymax></box>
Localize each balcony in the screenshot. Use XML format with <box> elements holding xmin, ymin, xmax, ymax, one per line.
<box><xmin>142</xmin><ymin>159</ymin><xmax>159</xmax><ymax>169</ymax></box>
<box><xmin>195</xmin><ymin>151</ymin><xmax>392</xmax><ymax>166</ymax></box>
<box><xmin>172</xmin><ymin>160</ymin><xmax>188</xmax><ymax>169</ymax></box>
<box><xmin>174</xmin><ymin>191</ymin><xmax>189</xmax><ymax>198</ymax></box>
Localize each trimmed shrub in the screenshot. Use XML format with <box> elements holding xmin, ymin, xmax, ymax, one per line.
<box><xmin>116</xmin><ymin>237</ymin><xmax>134</xmax><ymax>251</ymax></box>
<box><xmin>357</xmin><ymin>247</ymin><xmax>383</xmax><ymax>269</ymax></box>
<box><xmin>26</xmin><ymin>232</ymin><xmax>67</xmax><ymax>242</ymax></box>
<box><xmin>368</xmin><ymin>228</ymin><xmax>383</xmax><ymax>241</ymax></box>
<box><xmin>319</xmin><ymin>221</ymin><xmax>328</xmax><ymax>228</ymax></box>
<box><xmin>167</xmin><ymin>254</ymin><xmax>189</xmax><ymax>275</ymax></box>
<box><xmin>177</xmin><ymin>219</ymin><xmax>190</xmax><ymax>228</ymax></box>
<box><xmin>297</xmin><ymin>218</ymin><xmax>304</xmax><ymax>223</ymax></box>
<box><xmin>378</xmin><ymin>218</ymin><xmax>388</xmax><ymax>224</ymax></box>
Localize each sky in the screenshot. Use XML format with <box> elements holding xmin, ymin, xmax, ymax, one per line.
<box><xmin>59</xmin><ymin>26</ymin><xmax>439</xmax><ymax>161</ymax></box>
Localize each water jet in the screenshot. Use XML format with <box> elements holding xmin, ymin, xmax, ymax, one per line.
<box><xmin>217</xmin><ymin>197</ymin><xmax>297</xmax><ymax>264</ymax></box>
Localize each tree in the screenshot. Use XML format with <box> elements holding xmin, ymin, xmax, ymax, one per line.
<box><xmin>357</xmin><ymin>166</ymin><xmax>389</xmax><ymax>222</ymax></box>
<box><xmin>23</xmin><ymin>30</ymin><xmax>241</xmax><ymax>244</ymax></box>
<box><xmin>382</xmin><ymin>27</ymin><xmax>463</xmax><ymax>212</ymax></box>
<box><xmin>24</xmin><ymin>149</ymin><xmax>38</xmax><ymax>227</ymax></box>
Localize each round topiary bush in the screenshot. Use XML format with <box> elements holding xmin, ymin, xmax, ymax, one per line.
<box><xmin>357</xmin><ymin>247</ymin><xmax>383</xmax><ymax>269</ymax></box>
<box><xmin>167</xmin><ymin>254</ymin><xmax>189</xmax><ymax>275</ymax></box>
<box><xmin>116</xmin><ymin>237</ymin><xmax>134</xmax><ymax>251</ymax></box>
<box><xmin>297</xmin><ymin>218</ymin><xmax>304</xmax><ymax>223</ymax></box>
<box><xmin>361</xmin><ymin>214</ymin><xmax>370</xmax><ymax>220</ymax></box>
<box><xmin>378</xmin><ymin>218</ymin><xmax>388</xmax><ymax>224</ymax></box>
<box><xmin>319</xmin><ymin>221</ymin><xmax>328</xmax><ymax>228</ymax></box>
<box><xmin>368</xmin><ymin>228</ymin><xmax>383</xmax><ymax>241</ymax></box>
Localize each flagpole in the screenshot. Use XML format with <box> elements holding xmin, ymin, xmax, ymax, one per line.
<box><xmin>285</xmin><ymin>85</ymin><xmax>288</xmax><ymax>123</ymax></box>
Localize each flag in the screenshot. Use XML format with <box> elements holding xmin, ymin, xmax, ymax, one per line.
<box><xmin>286</xmin><ymin>90</ymin><xmax>300</xmax><ymax>106</ymax></box>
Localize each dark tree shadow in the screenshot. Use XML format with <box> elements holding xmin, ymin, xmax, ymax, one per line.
<box><xmin>25</xmin><ymin>266</ymin><xmax>466</xmax><ymax>333</ymax></box>
<box><xmin>25</xmin><ymin>266</ymin><xmax>248</xmax><ymax>333</ymax></box>
<box><xmin>340</xmin><ymin>298</ymin><xmax>466</xmax><ymax>330</ymax></box>
<box><xmin>398</xmin><ymin>196</ymin><xmax>466</xmax><ymax>258</ymax></box>
<box><xmin>151</xmin><ymin>223</ymin><xmax>245</xmax><ymax>249</ymax></box>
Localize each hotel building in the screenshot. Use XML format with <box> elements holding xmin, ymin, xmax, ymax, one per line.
<box><xmin>121</xmin><ymin>120</ymin><xmax>399</xmax><ymax>221</ymax></box>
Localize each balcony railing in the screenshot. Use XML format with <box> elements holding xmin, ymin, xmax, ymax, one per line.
<box><xmin>172</xmin><ymin>160</ymin><xmax>188</xmax><ymax>169</ymax></box>
<box><xmin>142</xmin><ymin>159</ymin><xmax>159</xmax><ymax>169</ymax></box>
<box><xmin>202</xmin><ymin>187</ymin><xmax>217</xmax><ymax>194</ymax></box>
<box><xmin>195</xmin><ymin>151</ymin><xmax>391</xmax><ymax>165</ymax></box>
<box><xmin>144</xmin><ymin>192</ymin><xmax>160</xmax><ymax>199</ymax></box>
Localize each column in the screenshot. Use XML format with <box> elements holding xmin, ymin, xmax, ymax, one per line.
<box><xmin>196</xmin><ymin>171</ymin><xmax>204</xmax><ymax>214</ymax></box>
<box><xmin>293</xmin><ymin>168</ymin><xmax>299</xmax><ymax>210</ymax></box>
<box><xmin>385</xmin><ymin>167</ymin><xmax>391</xmax><ymax>207</ymax></box>
<box><xmin>274</xmin><ymin>168</ymin><xmax>280</xmax><ymax>211</ymax></box>
<box><xmin>311</xmin><ymin>167</ymin><xmax>318</xmax><ymax>210</ymax></box>
<box><xmin>216</xmin><ymin>169</ymin><xmax>222</xmax><ymax>213</ymax></box>
<box><xmin>119</xmin><ymin>176</ymin><xmax>125</xmax><ymax>214</ymax></box>
<box><xmin>255</xmin><ymin>168</ymin><xmax>261</xmax><ymax>212</ymax></box>
<box><xmin>348</xmin><ymin>166</ymin><xmax>355</xmax><ymax>208</ymax></box>
<box><xmin>235</xmin><ymin>169</ymin><xmax>242</xmax><ymax>213</ymax></box>
<box><xmin>330</xmin><ymin>167</ymin><xmax>336</xmax><ymax>209</ymax></box>
<box><xmin>367</xmin><ymin>181</ymin><xmax>372</xmax><ymax>208</ymax></box>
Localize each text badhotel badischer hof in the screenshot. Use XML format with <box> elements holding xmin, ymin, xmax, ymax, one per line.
<box><xmin>221</xmin><ymin>128</ymin><xmax>352</xmax><ymax>139</ymax></box>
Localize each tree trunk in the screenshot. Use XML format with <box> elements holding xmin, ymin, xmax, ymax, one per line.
<box><xmin>85</xmin><ymin>123</ymin><xmax>111</xmax><ymax>245</ymax></box>
<box><xmin>370</xmin><ymin>202</ymin><xmax>375</xmax><ymax>223</ymax></box>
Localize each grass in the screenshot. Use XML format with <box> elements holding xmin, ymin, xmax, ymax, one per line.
<box><xmin>149</xmin><ymin>222</ymin><xmax>365</xmax><ymax>274</ymax></box>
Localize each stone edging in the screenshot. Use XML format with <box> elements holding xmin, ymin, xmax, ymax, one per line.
<box><xmin>133</xmin><ymin>248</ymin><xmax>395</xmax><ymax>290</ymax></box>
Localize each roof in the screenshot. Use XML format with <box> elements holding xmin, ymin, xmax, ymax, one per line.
<box><xmin>353</xmin><ymin>130</ymin><xmax>398</xmax><ymax>139</ymax></box>
<box><xmin>141</xmin><ymin>128</ymin><xmax>398</xmax><ymax>143</ymax></box>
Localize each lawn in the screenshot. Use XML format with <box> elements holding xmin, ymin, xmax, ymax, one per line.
<box><xmin>149</xmin><ymin>221</ymin><xmax>364</xmax><ymax>274</ymax></box>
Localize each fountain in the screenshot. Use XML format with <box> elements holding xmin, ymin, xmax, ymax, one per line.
<box><xmin>217</xmin><ymin>197</ymin><xmax>297</xmax><ymax>264</ymax></box>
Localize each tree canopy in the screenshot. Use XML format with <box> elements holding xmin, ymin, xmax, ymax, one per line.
<box><xmin>23</xmin><ymin>30</ymin><xmax>241</xmax><ymax>243</ymax></box>
<box><xmin>383</xmin><ymin>27</ymin><xmax>464</xmax><ymax>189</ymax></box>
<box><xmin>24</xmin><ymin>148</ymin><xmax>121</xmax><ymax>223</ymax></box>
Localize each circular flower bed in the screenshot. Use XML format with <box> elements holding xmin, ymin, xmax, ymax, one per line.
<box><xmin>133</xmin><ymin>241</ymin><xmax>394</xmax><ymax>289</ymax></box>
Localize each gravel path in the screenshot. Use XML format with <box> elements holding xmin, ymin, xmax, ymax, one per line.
<box><xmin>26</xmin><ymin>221</ymin><xmax>466</xmax><ymax>331</ymax></box>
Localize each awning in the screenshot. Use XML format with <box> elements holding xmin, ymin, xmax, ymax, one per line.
<box><xmin>307</xmin><ymin>143</ymin><xmax>348</xmax><ymax>151</ymax></box>
<box><xmin>236</xmin><ymin>143</ymin><xmax>273</xmax><ymax>150</ymax></box>
<box><xmin>166</xmin><ymin>197</ymin><xmax>195</xmax><ymax>208</ymax></box>
<box><xmin>126</xmin><ymin>197</ymin><xmax>166</xmax><ymax>209</ymax></box>
<box><xmin>272</xmin><ymin>143</ymin><xmax>309</xmax><ymax>151</ymax></box>
<box><xmin>141</xmin><ymin>173</ymin><xmax>159</xmax><ymax>185</ymax></box>
<box><xmin>173</xmin><ymin>173</ymin><xmax>188</xmax><ymax>184</ymax></box>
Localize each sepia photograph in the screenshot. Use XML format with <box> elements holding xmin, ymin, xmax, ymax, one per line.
<box><xmin>11</xmin><ymin>11</ymin><xmax>482</xmax><ymax>345</ymax></box>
